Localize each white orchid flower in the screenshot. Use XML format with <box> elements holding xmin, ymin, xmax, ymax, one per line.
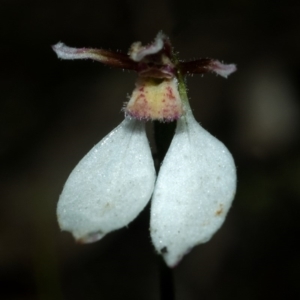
<box><xmin>57</xmin><ymin>117</ymin><xmax>156</xmax><ymax>243</ymax></box>
<box><xmin>53</xmin><ymin>32</ymin><xmax>237</xmax><ymax>267</ymax></box>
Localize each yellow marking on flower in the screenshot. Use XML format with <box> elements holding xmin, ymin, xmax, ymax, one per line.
<box><xmin>125</xmin><ymin>78</ymin><xmax>184</xmax><ymax>121</ymax></box>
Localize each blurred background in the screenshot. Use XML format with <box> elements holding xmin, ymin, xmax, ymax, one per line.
<box><xmin>1</xmin><ymin>0</ymin><xmax>300</xmax><ymax>299</ymax></box>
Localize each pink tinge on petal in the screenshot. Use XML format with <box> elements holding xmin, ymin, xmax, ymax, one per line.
<box><xmin>125</xmin><ymin>78</ymin><xmax>184</xmax><ymax>121</ymax></box>
<box><xmin>208</xmin><ymin>60</ymin><xmax>237</xmax><ymax>78</ymax></box>
<box><xmin>180</xmin><ymin>58</ymin><xmax>236</xmax><ymax>78</ymax></box>
<box><xmin>52</xmin><ymin>43</ymin><xmax>101</xmax><ymax>60</ymax></box>
<box><xmin>76</xmin><ymin>232</ymin><xmax>104</xmax><ymax>244</ymax></box>
<box><xmin>52</xmin><ymin>42</ymin><xmax>137</xmax><ymax>69</ymax></box>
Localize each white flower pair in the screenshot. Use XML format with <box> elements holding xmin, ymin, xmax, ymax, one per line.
<box><xmin>54</xmin><ymin>33</ymin><xmax>237</xmax><ymax>267</ymax></box>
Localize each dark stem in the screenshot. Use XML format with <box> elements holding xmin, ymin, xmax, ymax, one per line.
<box><xmin>153</xmin><ymin>120</ymin><xmax>176</xmax><ymax>300</ymax></box>
<box><xmin>159</xmin><ymin>257</ymin><xmax>175</xmax><ymax>300</ymax></box>
<box><xmin>153</xmin><ymin>121</ymin><xmax>176</xmax><ymax>173</ymax></box>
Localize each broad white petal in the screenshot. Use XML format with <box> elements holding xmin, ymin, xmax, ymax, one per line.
<box><xmin>150</xmin><ymin>111</ymin><xmax>236</xmax><ymax>267</ymax></box>
<box><xmin>57</xmin><ymin>117</ymin><xmax>156</xmax><ymax>243</ymax></box>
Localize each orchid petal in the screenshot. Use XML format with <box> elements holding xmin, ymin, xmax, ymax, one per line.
<box><xmin>208</xmin><ymin>60</ymin><xmax>237</xmax><ymax>78</ymax></box>
<box><xmin>52</xmin><ymin>43</ymin><xmax>136</xmax><ymax>69</ymax></box>
<box><xmin>57</xmin><ymin>117</ymin><xmax>156</xmax><ymax>243</ymax></box>
<box><xmin>150</xmin><ymin>110</ymin><xmax>236</xmax><ymax>267</ymax></box>
<box><xmin>129</xmin><ymin>32</ymin><xmax>165</xmax><ymax>62</ymax></box>
<box><xmin>180</xmin><ymin>59</ymin><xmax>237</xmax><ymax>78</ymax></box>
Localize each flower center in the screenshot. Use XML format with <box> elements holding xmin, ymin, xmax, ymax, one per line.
<box><xmin>125</xmin><ymin>77</ymin><xmax>184</xmax><ymax>121</ymax></box>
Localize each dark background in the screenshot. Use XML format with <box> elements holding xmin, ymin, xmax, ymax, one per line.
<box><xmin>1</xmin><ymin>0</ymin><xmax>300</xmax><ymax>299</ymax></box>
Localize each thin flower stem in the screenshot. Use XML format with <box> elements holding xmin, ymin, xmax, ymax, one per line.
<box><xmin>153</xmin><ymin>121</ymin><xmax>176</xmax><ymax>172</ymax></box>
<box><xmin>159</xmin><ymin>256</ymin><xmax>175</xmax><ymax>300</ymax></box>
<box><xmin>153</xmin><ymin>120</ymin><xmax>176</xmax><ymax>300</ymax></box>
<box><xmin>151</xmin><ymin>53</ymin><xmax>189</xmax><ymax>300</ymax></box>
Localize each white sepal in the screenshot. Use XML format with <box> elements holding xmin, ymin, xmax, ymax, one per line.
<box><xmin>57</xmin><ymin>117</ymin><xmax>156</xmax><ymax>243</ymax></box>
<box><xmin>150</xmin><ymin>110</ymin><xmax>236</xmax><ymax>267</ymax></box>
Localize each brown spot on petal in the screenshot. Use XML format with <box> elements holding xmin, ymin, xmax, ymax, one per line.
<box><xmin>215</xmin><ymin>204</ymin><xmax>224</xmax><ymax>216</ymax></box>
<box><xmin>76</xmin><ymin>231</ymin><xmax>104</xmax><ymax>244</ymax></box>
